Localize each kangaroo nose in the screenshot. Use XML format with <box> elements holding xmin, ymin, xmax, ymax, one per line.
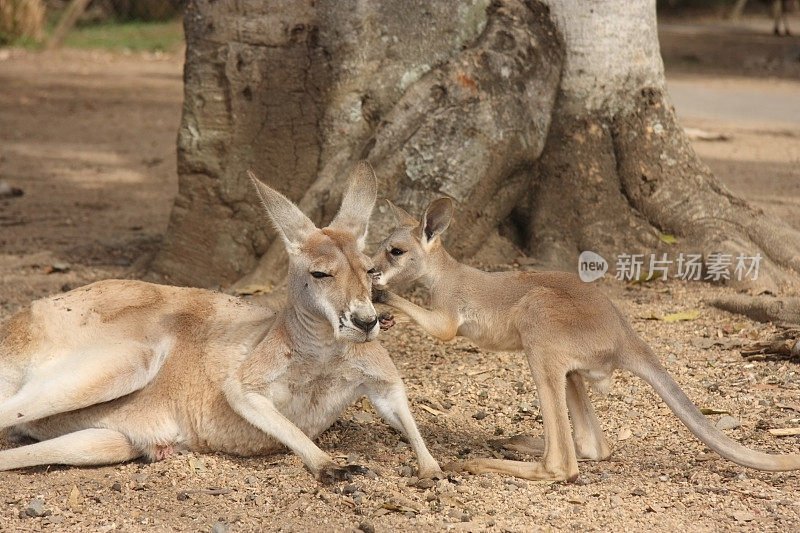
<box><xmin>352</xmin><ymin>314</ymin><xmax>378</xmax><ymax>332</ymax></box>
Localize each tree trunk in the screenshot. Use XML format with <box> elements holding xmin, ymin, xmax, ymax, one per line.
<box><xmin>150</xmin><ymin>0</ymin><xmax>800</xmax><ymax>294</ymax></box>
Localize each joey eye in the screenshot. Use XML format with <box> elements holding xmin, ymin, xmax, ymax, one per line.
<box><xmin>390</xmin><ymin>248</ymin><xmax>405</xmax><ymax>256</ymax></box>
<box><xmin>310</xmin><ymin>271</ymin><xmax>332</xmax><ymax>279</ymax></box>
<box><xmin>367</xmin><ymin>268</ymin><xmax>378</xmax><ymax>275</ymax></box>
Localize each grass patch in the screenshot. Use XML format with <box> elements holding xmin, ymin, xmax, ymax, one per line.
<box><xmin>5</xmin><ymin>19</ymin><xmax>183</xmax><ymax>53</ymax></box>
<box><xmin>62</xmin><ymin>19</ymin><xmax>183</xmax><ymax>52</ymax></box>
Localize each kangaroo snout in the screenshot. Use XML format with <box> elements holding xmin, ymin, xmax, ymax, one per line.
<box><xmin>352</xmin><ymin>314</ymin><xmax>378</xmax><ymax>332</ymax></box>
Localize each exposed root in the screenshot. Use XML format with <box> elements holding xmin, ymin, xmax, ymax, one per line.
<box><xmin>710</xmin><ymin>294</ymin><xmax>800</xmax><ymax>325</ymax></box>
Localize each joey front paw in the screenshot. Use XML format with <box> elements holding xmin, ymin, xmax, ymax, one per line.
<box><xmin>316</xmin><ymin>463</ymin><xmax>371</xmax><ymax>484</ymax></box>
<box><xmin>378</xmin><ymin>311</ymin><xmax>395</xmax><ymax>330</ymax></box>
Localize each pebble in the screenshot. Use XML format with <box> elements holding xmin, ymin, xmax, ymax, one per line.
<box><xmin>416</xmin><ymin>478</ymin><xmax>435</xmax><ymax>489</ymax></box>
<box><xmin>245</xmin><ymin>476</ymin><xmax>256</xmax><ymax>484</ymax></box>
<box><xmin>25</xmin><ymin>499</ymin><xmax>45</xmax><ymax>518</ymax></box>
<box><xmin>111</xmin><ymin>482</ymin><xmax>122</xmax><ymax>492</ymax></box>
<box><xmin>358</xmin><ymin>521</ymin><xmax>375</xmax><ymax>533</ymax></box>
<box><xmin>472</xmin><ymin>411</ymin><xmax>487</xmax><ymax>420</ymax></box>
<box><xmin>715</xmin><ymin>415</ymin><xmax>741</xmax><ymax>431</ymax></box>
<box><xmin>398</xmin><ymin>465</ymin><xmax>413</xmax><ymax>477</ymax></box>
<box><xmin>211</xmin><ymin>521</ymin><xmax>230</xmax><ymax>533</ymax></box>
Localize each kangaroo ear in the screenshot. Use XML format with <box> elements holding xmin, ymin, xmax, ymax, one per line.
<box><xmin>328</xmin><ymin>160</ymin><xmax>377</xmax><ymax>249</ymax></box>
<box><xmin>421</xmin><ymin>197</ymin><xmax>454</xmax><ymax>248</ymax></box>
<box><xmin>248</xmin><ymin>170</ymin><xmax>316</xmax><ymax>254</ymax></box>
<box><xmin>386</xmin><ymin>200</ymin><xmax>419</xmax><ymax>228</ymax></box>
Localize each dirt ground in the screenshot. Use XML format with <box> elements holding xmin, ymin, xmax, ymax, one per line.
<box><xmin>1</xmin><ymin>17</ymin><xmax>800</xmax><ymax>533</ymax></box>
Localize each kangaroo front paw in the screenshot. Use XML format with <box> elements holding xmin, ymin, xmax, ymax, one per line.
<box><xmin>316</xmin><ymin>463</ymin><xmax>370</xmax><ymax>484</ymax></box>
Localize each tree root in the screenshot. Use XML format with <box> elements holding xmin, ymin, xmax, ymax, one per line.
<box><xmin>710</xmin><ymin>294</ymin><xmax>800</xmax><ymax>325</ymax></box>
<box><xmin>230</xmin><ymin>0</ymin><xmax>563</xmax><ymax>291</ymax></box>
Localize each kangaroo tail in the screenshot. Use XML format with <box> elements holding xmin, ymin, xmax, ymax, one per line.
<box><xmin>626</xmin><ymin>348</ymin><xmax>800</xmax><ymax>471</ymax></box>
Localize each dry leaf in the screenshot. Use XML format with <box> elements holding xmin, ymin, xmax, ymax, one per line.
<box><xmin>656</xmin><ymin>311</ymin><xmax>700</xmax><ymax>323</ymax></box>
<box><xmin>234</xmin><ymin>283</ymin><xmax>274</xmax><ymax>296</ymax></box>
<box><xmin>700</xmin><ymin>408</ymin><xmax>730</xmax><ymax>415</ymax></box>
<box><xmin>189</xmin><ymin>457</ymin><xmax>206</xmax><ymax>474</ymax></box>
<box><xmin>68</xmin><ymin>485</ymin><xmax>82</xmax><ymax>512</ymax></box>
<box><xmin>658</xmin><ymin>234</ymin><xmax>677</xmax><ymax>244</ymax></box>
<box><xmin>381</xmin><ymin>500</ymin><xmax>418</xmax><ymax>514</ymax></box>
<box><xmin>768</xmin><ymin>427</ymin><xmax>800</xmax><ymax>437</ymax></box>
<box><xmin>418</xmin><ymin>404</ymin><xmax>445</xmax><ymax>416</ymax></box>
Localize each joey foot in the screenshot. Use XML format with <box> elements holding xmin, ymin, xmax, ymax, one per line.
<box><xmin>378</xmin><ymin>311</ymin><xmax>395</xmax><ymax>330</ymax></box>
<box><xmin>316</xmin><ymin>463</ymin><xmax>371</xmax><ymax>484</ymax></box>
<box><xmin>418</xmin><ymin>465</ymin><xmax>444</xmax><ymax>479</ymax></box>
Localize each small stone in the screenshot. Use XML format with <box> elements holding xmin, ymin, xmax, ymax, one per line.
<box><xmin>416</xmin><ymin>478</ymin><xmax>435</xmax><ymax>489</ymax></box>
<box><xmin>111</xmin><ymin>482</ymin><xmax>122</xmax><ymax>492</ymax></box>
<box><xmin>25</xmin><ymin>498</ymin><xmax>45</xmax><ymax>517</ymax></box>
<box><xmin>343</xmin><ymin>483</ymin><xmax>360</xmax><ymax>495</ymax></box>
<box><xmin>472</xmin><ymin>411</ymin><xmax>487</xmax><ymax>420</ymax></box>
<box><xmin>358</xmin><ymin>521</ymin><xmax>375</xmax><ymax>533</ymax></box>
<box><xmin>245</xmin><ymin>476</ymin><xmax>256</xmax><ymax>484</ymax></box>
<box><xmin>630</xmin><ymin>487</ymin><xmax>646</xmax><ymax>497</ymax></box>
<box><xmin>347</xmin><ymin>453</ymin><xmax>360</xmax><ymax>464</ymax></box>
<box><xmin>732</xmin><ymin>511</ymin><xmax>756</xmax><ymax>522</ymax></box>
<box><xmin>716</xmin><ymin>416</ymin><xmax>741</xmax><ymax>431</ymax></box>
<box><xmin>600</xmin><ymin>472</ymin><xmax>612</xmax><ymax>481</ymax></box>
<box><xmin>735</xmin><ymin>473</ymin><xmax>748</xmax><ymax>481</ymax></box>
<box><xmin>211</xmin><ymin>521</ymin><xmax>230</xmax><ymax>533</ymax></box>
<box><xmin>398</xmin><ymin>465</ymin><xmax>413</xmax><ymax>477</ymax></box>
<box><xmin>133</xmin><ymin>472</ymin><xmax>148</xmax><ymax>484</ymax></box>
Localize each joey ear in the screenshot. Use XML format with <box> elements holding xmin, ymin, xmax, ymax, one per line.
<box><xmin>421</xmin><ymin>197</ymin><xmax>454</xmax><ymax>247</ymax></box>
<box><xmin>248</xmin><ymin>170</ymin><xmax>317</xmax><ymax>253</ymax></box>
<box><xmin>386</xmin><ymin>200</ymin><xmax>419</xmax><ymax>228</ymax></box>
<box><xmin>328</xmin><ymin>160</ymin><xmax>377</xmax><ymax>249</ymax></box>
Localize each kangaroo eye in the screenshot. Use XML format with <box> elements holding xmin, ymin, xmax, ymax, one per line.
<box><xmin>367</xmin><ymin>268</ymin><xmax>378</xmax><ymax>275</ymax></box>
<box><xmin>310</xmin><ymin>271</ymin><xmax>332</xmax><ymax>279</ymax></box>
<box><xmin>390</xmin><ymin>248</ymin><xmax>405</xmax><ymax>256</ymax></box>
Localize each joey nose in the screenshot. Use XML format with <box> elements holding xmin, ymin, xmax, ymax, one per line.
<box><xmin>352</xmin><ymin>314</ymin><xmax>378</xmax><ymax>332</ymax></box>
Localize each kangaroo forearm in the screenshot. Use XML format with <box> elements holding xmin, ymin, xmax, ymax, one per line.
<box><xmin>384</xmin><ymin>292</ymin><xmax>458</xmax><ymax>340</ymax></box>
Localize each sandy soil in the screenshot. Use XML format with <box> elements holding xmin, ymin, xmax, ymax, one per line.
<box><xmin>1</xmin><ymin>18</ymin><xmax>800</xmax><ymax>533</ymax></box>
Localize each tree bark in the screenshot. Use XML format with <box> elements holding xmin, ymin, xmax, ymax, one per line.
<box><xmin>150</xmin><ymin>0</ymin><xmax>800</xmax><ymax>294</ymax></box>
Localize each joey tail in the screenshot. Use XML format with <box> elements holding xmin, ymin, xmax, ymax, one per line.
<box><xmin>626</xmin><ymin>347</ymin><xmax>800</xmax><ymax>471</ymax></box>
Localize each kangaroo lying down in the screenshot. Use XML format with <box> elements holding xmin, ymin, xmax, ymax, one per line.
<box><xmin>0</xmin><ymin>162</ymin><xmax>441</xmax><ymax>482</ymax></box>
<box><xmin>371</xmin><ymin>196</ymin><xmax>800</xmax><ymax>482</ymax></box>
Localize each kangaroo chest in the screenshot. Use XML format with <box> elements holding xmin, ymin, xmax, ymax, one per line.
<box><xmin>457</xmin><ymin>310</ymin><xmax>522</xmax><ymax>352</ymax></box>
<box><xmin>269</xmin><ymin>357</ymin><xmax>362</xmax><ymax>439</ymax></box>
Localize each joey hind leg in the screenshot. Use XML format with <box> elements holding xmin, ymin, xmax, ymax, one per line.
<box><xmin>450</xmin><ymin>359</ymin><xmax>578</xmax><ymax>481</ymax></box>
<box><xmin>367</xmin><ymin>380</ymin><xmax>442</xmax><ymax>479</ymax></box>
<box><xmin>491</xmin><ymin>374</ymin><xmax>610</xmax><ymax>462</ymax></box>
<box><xmin>565</xmin><ymin>372</ymin><xmax>611</xmax><ymax>461</ymax></box>
<box><xmin>0</xmin><ymin>428</ymin><xmax>140</xmax><ymax>471</ymax></box>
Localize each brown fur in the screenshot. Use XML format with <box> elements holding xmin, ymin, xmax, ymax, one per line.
<box><xmin>0</xmin><ymin>162</ymin><xmax>441</xmax><ymax>481</ymax></box>
<box><xmin>373</xmin><ymin>198</ymin><xmax>800</xmax><ymax>481</ymax></box>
